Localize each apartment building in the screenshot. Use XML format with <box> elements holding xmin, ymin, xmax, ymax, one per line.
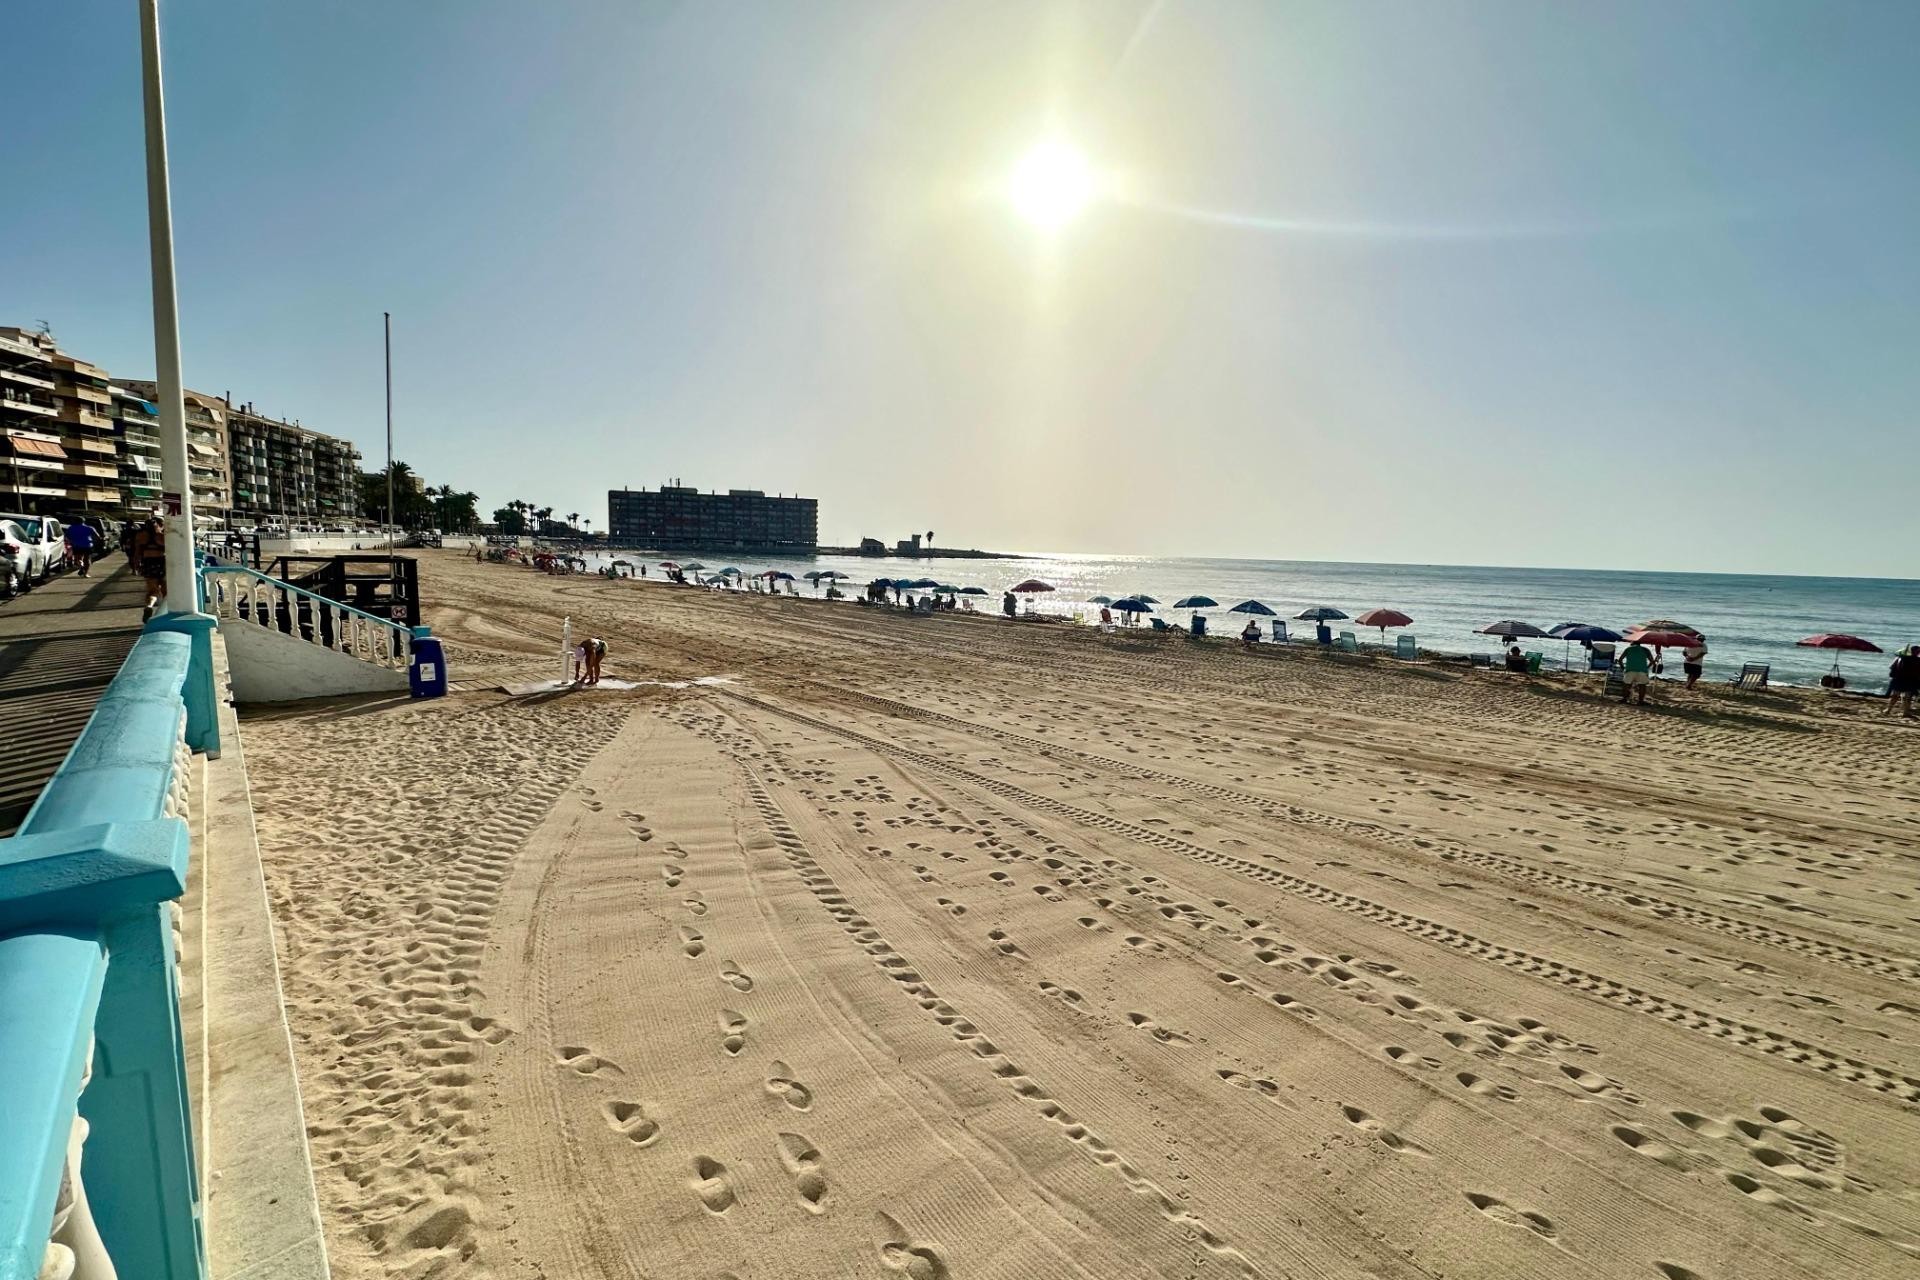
<box><xmin>607</xmin><ymin>484</ymin><xmax>818</xmax><ymax>552</ymax></box>
<box><xmin>224</xmin><ymin>402</ymin><xmax>361</xmax><ymax>523</ymax></box>
<box><xmin>116</xmin><ymin>381</ymin><xmax>233</xmax><ymax>517</ymax></box>
<box><xmin>111</xmin><ymin>385</ymin><xmax>164</xmax><ymax>512</ymax></box>
<box><xmin>0</xmin><ymin>327</ymin><xmax>121</xmax><ymax>514</ymax></box>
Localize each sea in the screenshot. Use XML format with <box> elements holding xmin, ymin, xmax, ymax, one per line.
<box><xmin>582</xmin><ymin>550</ymin><xmax>1920</xmax><ymax>690</ymax></box>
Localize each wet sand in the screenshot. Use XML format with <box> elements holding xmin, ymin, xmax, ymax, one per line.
<box><xmin>242</xmin><ymin>549</ymin><xmax>1920</xmax><ymax>1280</ymax></box>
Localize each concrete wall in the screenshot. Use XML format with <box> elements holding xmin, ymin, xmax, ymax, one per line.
<box><xmin>221</xmin><ymin>621</ymin><xmax>408</xmax><ymax>704</ymax></box>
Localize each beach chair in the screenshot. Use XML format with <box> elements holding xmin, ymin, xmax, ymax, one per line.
<box><xmin>1604</xmin><ymin>665</ymin><xmax>1626</xmax><ymax>698</ymax></box>
<box><xmin>1270</xmin><ymin>620</ymin><xmax>1289</xmax><ymax>644</ymax></box>
<box><xmin>1525</xmin><ymin>651</ymin><xmax>1544</xmax><ymax>675</ymax></box>
<box><xmin>1395</xmin><ymin>634</ymin><xmax>1417</xmax><ymax>660</ymax></box>
<box><xmin>1730</xmin><ymin>662</ymin><xmax>1770</xmax><ymax>690</ymax></box>
<box><xmin>1470</xmin><ymin>652</ymin><xmax>1493</xmax><ymax>670</ymax></box>
<box><xmin>1150</xmin><ymin>617</ymin><xmax>1171</xmax><ymax>632</ymax></box>
<box><xmin>1335</xmin><ymin>630</ymin><xmax>1358</xmax><ymax>653</ymax></box>
<box><xmin>1588</xmin><ymin>641</ymin><xmax>1615</xmax><ymax>672</ymax></box>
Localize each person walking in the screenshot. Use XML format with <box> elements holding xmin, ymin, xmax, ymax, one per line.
<box><xmin>1887</xmin><ymin>645</ymin><xmax>1920</xmax><ymax>718</ymax></box>
<box><xmin>129</xmin><ymin>516</ymin><xmax>167</xmax><ymax>620</ymax></box>
<box><xmin>1619</xmin><ymin>637</ymin><xmax>1655</xmax><ymax>705</ymax></box>
<box><xmin>1682</xmin><ymin>639</ymin><xmax>1707</xmax><ymax>689</ymax></box>
<box><xmin>63</xmin><ymin>520</ymin><xmax>97</xmax><ymax>577</ymax></box>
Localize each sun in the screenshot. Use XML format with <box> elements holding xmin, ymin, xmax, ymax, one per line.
<box><xmin>1007</xmin><ymin>139</ymin><xmax>1096</xmax><ymax>230</ymax></box>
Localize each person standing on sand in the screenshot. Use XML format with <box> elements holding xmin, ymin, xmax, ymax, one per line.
<box><xmin>585</xmin><ymin>636</ymin><xmax>607</xmax><ymax>684</ymax></box>
<box><xmin>1002</xmin><ymin>591</ymin><xmax>1016</xmax><ymax>618</ymax></box>
<box><xmin>1682</xmin><ymin>640</ymin><xmax>1707</xmax><ymax>688</ymax></box>
<box><xmin>1619</xmin><ymin>638</ymin><xmax>1655</xmax><ymax>705</ymax></box>
<box><xmin>1887</xmin><ymin>645</ymin><xmax>1920</xmax><ymax>717</ymax></box>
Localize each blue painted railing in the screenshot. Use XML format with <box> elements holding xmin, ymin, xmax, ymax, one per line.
<box><xmin>0</xmin><ymin>631</ymin><xmax>204</xmax><ymax>1280</ymax></box>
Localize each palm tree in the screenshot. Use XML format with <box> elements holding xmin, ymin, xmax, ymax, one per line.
<box><xmin>567</xmin><ymin>511</ymin><xmax>580</xmax><ymax>531</ymax></box>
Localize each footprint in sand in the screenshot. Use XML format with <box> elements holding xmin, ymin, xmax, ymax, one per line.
<box><xmin>683</xmin><ymin>892</ymin><xmax>708</xmax><ymax>917</ymax></box>
<box><xmin>680</xmin><ymin>927</ymin><xmax>706</xmax><ymax>958</ymax></box>
<box><xmin>875</xmin><ymin>1211</ymin><xmax>949</xmax><ymax>1279</ymax></box>
<box><xmin>719</xmin><ymin>961</ymin><xmax>754</xmax><ymax>992</ymax></box>
<box><xmin>555</xmin><ymin>1046</ymin><xmax>621</xmax><ymax>1076</ymax></box>
<box><xmin>777</xmin><ymin>1132</ymin><xmax>829</xmax><ymax>1214</ymax></box>
<box><xmin>1465</xmin><ymin>1191</ymin><xmax>1558</xmax><ymax>1240</ymax></box>
<box><xmin>766</xmin><ymin>1060</ymin><xmax>814</xmax><ymax>1111</ymax></box>
<box><xmin>601</xmin><ymin>1099</ymin><xmax>661</xmax><ymax>1146</ymax></box>
<box><xmin>719</xmin><ymin>1009</ymin><xmax>748</xmax><ymax>1056</ymax></box>
<box><xmin>1125</xmin><ymin>1012</ymin><xmax>1192</xmax><ymax>1045</ymax></box>
<box><xmin>1456</xmin><ymin>1072</ymin><xmax>1519</xmax><ymax>1102</ymax></box>
<box><xmin>1340</xmin><ymin>1104</ymin><xmax>1432</xmax><ymax>1155</ymax></box>
<box><xmin>986</xmin><ymin>928</ymin><xmax>1029</xmax><ymax>959</ymax></box>
<box><xmin>934</xmin><ymin>897</ymin><xmax>967</xmax><ymax>917</ymax></box>
<box><xmin>690</xmin><ymin>1156</ymin><xmax>736</xmax><ymax>1213</ymax></box>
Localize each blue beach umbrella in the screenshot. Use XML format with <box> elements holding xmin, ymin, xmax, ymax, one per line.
<box><xmin>1088</xmin><ymin>595</ymin><xmax>1114</xmax><ymax>606</ymax></box>
<box><xmin>1130</xmin><ymin>594</ymin><xmax>1161</xmax><ymax>605</ymax></box>
<box><xmin>959</xmin><ymin>586</ymin><xmax>988</xmax><ymax>595</ymax></box>
<box><xmin>1172</xmin><ymin>596</ymin><xmax>1219</xmax><ymax>610</ymax></box>
<box><xmin>717</xmin><ymin>566</ymin><xmax>742</xmax><ymax>577</ymax></box>
<box><xmin>1228</xmin><ymin>600</ymin><xmax>1276</xmax><ymax>616</ymax></box>
<box><xmin>1547</xmin><ymin>622</ymin><xmax>1623</xmax><ymax>670</ymax></box>
<box><xmin>1112</xmin><ymin>597</ymin><xmax>1153</xmax><ymax>615</ymax></box>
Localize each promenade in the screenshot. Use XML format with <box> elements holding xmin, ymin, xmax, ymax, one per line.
<box><xmin>0</xmin><ymin>564</ymin><xmax>144</xmax><ymax>835</ymax></box>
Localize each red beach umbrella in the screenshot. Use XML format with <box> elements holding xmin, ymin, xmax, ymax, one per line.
<box><xmin>1798</xmin><ymin>633</ymin><xmax>1882</xmax><ymax>681</ymax></box>
<box><xmin>1797</xmin><ymin>633</ymin><xmax>1882</xmax><ymax>653</ymax></box>
<box><xmin>1010</xmin><ymin>579</ymin><xmax>1055</xmax><ymax>593</ymax></box>
<box><xmin>1355</xmin><ymin>608</ymin><xmax>1413</xmax><ymax>636</ymax></box>
<box><xmin>1623</xmin><ymin>628</ymin><xmax>1700</xmax><ymax>649</ymax></box>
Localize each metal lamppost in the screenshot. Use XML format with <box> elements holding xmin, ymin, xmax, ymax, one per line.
<box><xmin>137</xmin><ymin>0</ymin><xmax>219</xmax><ymax>754</ymax></box>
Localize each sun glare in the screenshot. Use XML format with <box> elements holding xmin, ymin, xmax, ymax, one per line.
<box><xmin>1008</xmin><ymin>139</ymin><xmax>1096</xmax><ymax>230</ymax></box>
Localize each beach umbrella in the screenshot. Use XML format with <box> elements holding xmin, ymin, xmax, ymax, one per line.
<box><xmin>906</xmin><ymin>577</ymin><xmax>940</xmax><ymax>589</ymax></box>
<box><xmin>1088</xmin><ymin>595</ymin><xmax>1114</xmax><ymax>605</ymax></box>
<box><xmin>681</xmin><ymin>561</ymin><xmax>707</xmax><ymax>570</ymax></box>
<box><xmin>1623</xmin><ymin>628</ymin><xmax>1701</xmax><ymax>649</ymax></box>
<box><xmin>803</xmin><ymin>570</ymin><xmax>825</xmax><ymax>582</ymax></box>
<box><xmin>1798</xmin><ymin>633</ymin><xmax>1883</xmax><ymax>680</ymax></box>
<box><xmin>1546</xmin><ymin>623</ymin><xmax>1623</xmax><ymax>668</ymax></box>
<box><xmin>959</xmin><ymin>586</ymin><xmax>987</xmax><ymax>595</ymax></box>
<box><xmin>1228</xmin><ymin>600</ymin><xmax>1276</xmax><ymax>617</ymax></box>
<box><xmin>766</xmin><ymin>570</ymin><xmax>795</xmax><ymax>582</ymax></box>
<box><xmin>1111</xmin><ymin>597</ymin><xmax>1152</xmax><ymax>614</ymax></box>
<box><xmin>818</xmin><ymin>570</ymin><xmax>848</xmax><ymax>580</ymax></box>
<box><xmin>1354</xmin><ymin>608</ymin><xmax>1412</xmax><ymax>638</ymax></box>
<box><xmin>658</xmin><ymin>559</ymin><xmax>680</xmax><ymax>569</ymax></box>
<box><xmin>1477</xmin><ymin>620</ymin><xmax>1548</xmax><ymax>639</ymax></box>
<box><xmin>1640</xmin><ymin>618</ymin><xmax>1702</xmax><ymax>637</ymax></box>
<box><xmin>716</xmin><ymin>566</ymin><xmax>742</xmax><ymax>578</ymax></box>
<box><xmin>1173</xmin><ymin>596</ymin><xmax>1219</xmax><ymax>610</ymax></box>
<box><xmin>1294</xmin><ymin>606</ymin><xmax>1348</xmax><ymax>623</ymax></box>
<box><xmin>1011</xmin><ymin>579</ymin><xmax>1054</xmax><ymax>593</ymax></box>
<box><xmin>1131</xmin><ymin>593</ymin><xmax>1161</xmax><ymax>605</ymax></box>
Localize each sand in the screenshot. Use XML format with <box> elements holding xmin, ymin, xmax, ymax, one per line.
<box><xmin>240</xmin><ymin>550</ymin><xmax>1920</xmax><ymax>1280</ymax></box>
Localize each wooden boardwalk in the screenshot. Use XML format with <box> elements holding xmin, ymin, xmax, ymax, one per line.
<box><xmin>0</xmin><ymin>563</ymin><xmax>146</xmax><ymax>835</ymax></box>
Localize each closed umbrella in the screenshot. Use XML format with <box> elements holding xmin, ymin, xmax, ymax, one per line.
<box><xmin>1797</xmin><ymin>633</ymin><xmax>1882</xmax><ymax>685</ymax></box>
<box><xmin>1354</xmin><ymin>608</ymin><xmax>1412</xmax><ymax>639</ymax></box>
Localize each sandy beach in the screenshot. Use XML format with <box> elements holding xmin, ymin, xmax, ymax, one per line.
<box><xmin>240</xmin><ymin>550</ymin><xmax>1920</xmax><ymax>1280</ymax></box>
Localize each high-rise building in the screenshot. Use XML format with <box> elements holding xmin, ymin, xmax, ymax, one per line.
<box><xmin>0</xmin><ymin>327</ymin><xmax>121</xmax><ymax>515</ymax></box>
<box><xmin>116</xmin><ymin>381</ymin><xmax>233</xmax><ymax>518</ymax></box>
<box><xmin>607</xmin><ymin>484</ymin><xmax>818</xmax><ymax>552</ymax></box>
<box><xmin>224</xmin><ymin>402</ymin><xmax>361</xmax><ymax>523</ymax></box>
<box><xmin>110</xmin><ymin>384</ymin><xmax>165</xmax><ymax>514</ymax></box>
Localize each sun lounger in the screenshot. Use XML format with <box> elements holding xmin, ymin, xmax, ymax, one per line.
<box><xmin>1730</xmin><ymin>662</ymin><xmax>1769</xmax><ymax>690</ymax></box>
<box><xmin>1395</xmin><ymin>634</ymin><xmax>1417</xmax><ymax>659</ymax></box>
<box><xmin>1270</xmin><ymin>620</ymin><xmax>1288</xmax><ymax>643</ymax></box>
<box><xmin>1335</xmin><ymin>630</ymin><xmax>1358</xmax><ymax>653</ymax></box>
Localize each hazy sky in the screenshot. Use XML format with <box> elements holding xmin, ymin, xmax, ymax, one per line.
<box><xmin>6</xmin><ymin>2</ymin><xmax>1917</xmax><ymax>576</ymax></box>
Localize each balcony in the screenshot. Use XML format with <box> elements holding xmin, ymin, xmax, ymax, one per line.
<box><xmin>3</xmin><ymin>393</ymin><xmax>58</xmax><ymax>417</ymax></box>
<box><xmin>63</xmin><ymin>460</ymin><xmax>120</xmax><ymax>480</ymax></box>
<box><xmin>57</xmin><ymin>406</ymin><xmax>113</xmax><ymax>430</ymax></box>
<box><xmin>0</xmin><ymin>366</ymin><xmax>57</xmax><ymax>391</ymax></box>
<box><xmin>68</xmin><ymin>384</ymin><xmax>111</xmax><ymax>406</ymax></box>
<box><xmin>60</xmin><ymin>436</ymin><xmax>118</xmax><ymax>457</ymax></box>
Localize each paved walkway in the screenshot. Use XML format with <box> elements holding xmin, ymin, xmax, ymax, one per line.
<box><xmin>0</xmin><ymin>563</ymin><xmax>146</xmax><ymax>835</ymax></box>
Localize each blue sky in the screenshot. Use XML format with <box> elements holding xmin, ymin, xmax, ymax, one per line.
<box><xmin>5</xmin><ymin>1</ymin><xmax>1917</xmax><ymax>576</ymax></box>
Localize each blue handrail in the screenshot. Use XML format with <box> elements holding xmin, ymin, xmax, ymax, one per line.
<box><xmin>0</xmin><ymin>631</ymin><xmax>204</xmax><ymax>1280</ymax></box>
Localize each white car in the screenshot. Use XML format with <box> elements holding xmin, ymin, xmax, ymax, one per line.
<box><xmin>0</xmin><ymin>516</ymin><xmax>61</xmax><ymax>594</ymax></box>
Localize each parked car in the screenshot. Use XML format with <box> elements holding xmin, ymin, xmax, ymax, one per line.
<box><xmin>0</xmin><ymin>516</ymin><xmax>61</xmax><ymax>594</ymax></box>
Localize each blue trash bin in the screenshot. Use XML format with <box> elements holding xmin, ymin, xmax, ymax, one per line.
<box><xmin>409</xmin><ymin>625</ymin><xmax>448</xmax><ymax>698</ymax></box>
